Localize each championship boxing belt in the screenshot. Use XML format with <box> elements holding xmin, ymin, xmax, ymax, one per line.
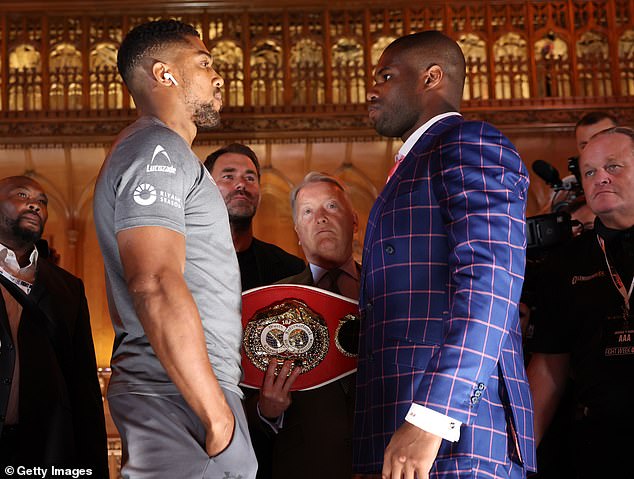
<box><xmin>241</xmin><ymin>284</ymin><xmax>359</xmax><ymax>391</ymax></box>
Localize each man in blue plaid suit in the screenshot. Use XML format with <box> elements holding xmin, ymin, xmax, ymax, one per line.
<box><xmin>353</xmin><ymin>31</ymin><xmax>536</xmax><ymax>478</ymax></box>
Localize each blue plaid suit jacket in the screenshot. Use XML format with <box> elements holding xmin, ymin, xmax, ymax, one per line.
<box><xmin>353</xmin><ymin>115</ymin><xmax>536</xmax><ymax>474</ymax></box>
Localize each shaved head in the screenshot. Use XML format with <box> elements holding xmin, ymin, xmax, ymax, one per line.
<box><xmin>0</xmin><ymin>175</ymin><xmax>48</xmax><ymax>248</ymax></box>
<box><xmin>386</xmin><ymin>31</ymin><xmax>466</xmax><ymax>105</ymax></box>
<box><xmin>367</xmin><ymin>30</ymin><xmax>466</xmax><ymax>139</ymax></box>
<box><xmin>0</xmin><ymin>175</ymin><xmax>44</xmax><ymax>193</ymax></box>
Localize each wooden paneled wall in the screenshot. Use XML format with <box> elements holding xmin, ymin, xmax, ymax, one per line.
<box><xmin>0</xmin><ymin>0</ymin><xmax>631</xmax><ymax>364</ymax></box>
<box><xmin>0</xmin><ymin>127</ymin><xmax>579</xmax><ymax>366</ymax></box>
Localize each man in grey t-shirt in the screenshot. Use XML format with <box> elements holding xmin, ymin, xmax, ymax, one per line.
<box><xmin>93</xmin><ymin>20</ymin><xmax>256</xmax><ymax>478</ymax></box>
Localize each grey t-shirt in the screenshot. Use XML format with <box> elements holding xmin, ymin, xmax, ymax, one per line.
<box><xmin>94</xmin><ymin>116</ymin><xmax>242</xmax><ymax>397</ymax></box>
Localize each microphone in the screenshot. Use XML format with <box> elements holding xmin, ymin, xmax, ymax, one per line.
<box><xmin>532</xmin><ymin>160</ymin><xmax>562</xmax><ymax>188</ymax></box>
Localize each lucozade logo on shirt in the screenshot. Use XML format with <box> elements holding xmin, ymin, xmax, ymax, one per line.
<box><xmin>146</xmin><ymin>145</ymin><xmax>176</xmax><ymax>174</ymax></box>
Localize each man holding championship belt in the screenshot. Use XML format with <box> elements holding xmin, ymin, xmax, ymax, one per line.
<box><xmin>242</xmin><ymin>172</ymin><xmax>360</xmax><ymax>479</ymax></box>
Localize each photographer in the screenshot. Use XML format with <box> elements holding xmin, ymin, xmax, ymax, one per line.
<box><xmin>567</xmin><ymin>112</ymin><xmax>618</xmax><ymax>231</ymax></box>
<box><xmin>522</xmin><ymin>113</ymin><xmax>619</xmax><ymax>478</ymax></box>
<box><xmin>575</xmin><ymin>111</ymin><xmax>617</xmax><ymax>153</ymax></box>
<box><xmin>527</xmin><ymin>127</ymin><xmax>634</xmax><ymax>477</ymax></box>
<box><xmin>531</xmin><ymin>113</ymin><xmax>617</xmax><ymax>239</ymax></box>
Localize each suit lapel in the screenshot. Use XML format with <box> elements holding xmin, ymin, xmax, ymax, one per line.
<box><xmin>0</xmin><ymin>286</ymin><xmax>15</xmax><ymax>433</ymax></box>
<box><xmin>299</xmin><ymin>266</ymin><xmax>315</xmax><ymax>285</ymax></box>
<box><xmin>362</xmin><ymin>116</ymin><xmax>464</xmax><ymax>271</ymax></box>
<box><xmin>19</xmin><ymin>261</ymin><xmax>73</xmax><ymax>379</ymax></box>
<box><xmin>0</xmin><ymin>287</ymin><xmax>10</xmax><ymax>336</ymax></box>
<box><xmin>28</xmin><ymin>260</ymin><xmax>51</xmax><ymax>306</ymax></box>
<box><xmin>278</xmin><ymin>265</ymin><xmax>314</xmax><ymax>286</ymax></box>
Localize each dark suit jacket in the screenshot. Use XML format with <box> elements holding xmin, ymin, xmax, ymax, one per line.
<box><xmin>245</xmin><ymin>264</ymin><xmax>358</xmax><ymax>479</ymax></box>
<box><xmin>0</xmin><ymin>258</ymin><xmax>109</xmax><ymax>475</ymax></box>
<box><xmin>238</xmin><ymin>238</ymin><xmax>305</xmax><ymax>291</ymax></box>
<box><xmin>354</xmin><ymin>116</ymin><xmax>536</xmax><ymax>474</ymax></box>
<box><xmin>276</xmin><ymin>265</ymin><xmax>313</xmax><ymax>285</ymax></box>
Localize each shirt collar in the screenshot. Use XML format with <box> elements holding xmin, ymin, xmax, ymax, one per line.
<box><xmin>398</xmin><ymin>112</ymin><xmax>462</xmax><ymax>159</ymax></box>
<box><xmin>310</xmin><ymin>256</ymin><xmax>358</xmax><ymax>285</ymax></box>
<box><xmin>595</xmin><ymin>217</ymin><xmax>634</xmax><ymax>244</ymax></box>
<box><xmin>0</xmin><ymin>242</ymin><xmax>39</xmax><ymax>282</ymax></box>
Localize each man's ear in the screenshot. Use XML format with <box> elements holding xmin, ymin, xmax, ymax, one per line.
<box><xmin>352</xmin><ymin>211</ymin><xmax>359</xmax><ymax>235</ymax></box>
<box><xmin>294</xmin><ymin>223</ymin><xmax>301</xmax><ymax>245</ymax></box>
<box><xmin>422</xmin><ymin>64</ymin><xmax>443</xmax><ymax>90</ymax></box>
<box><xmin>151</xmin><ymin>61</ymin><xmax>172</xmax><ymax>87</ymax></box>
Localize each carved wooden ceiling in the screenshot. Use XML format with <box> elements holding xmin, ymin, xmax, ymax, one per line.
<box><xmin>0</xmin><ymin>0</ymin><xmax>632</xmax><ymax>145</ymax></box>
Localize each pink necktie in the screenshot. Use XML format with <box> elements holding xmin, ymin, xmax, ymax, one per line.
<box><xmin>386</xmin><ymin>153</ymin><xmax>405</xmax><ymax>184</ymax></box>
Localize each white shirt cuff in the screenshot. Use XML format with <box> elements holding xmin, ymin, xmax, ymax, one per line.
<box><xmin>405</xmin><ymin>403</ymin><xmax>462</xmax><ymax>442</ymax></box>
<box><xmin>256</xmin><ymin>402</ymin><xmax>284</xmax><ymax>433</ymax></box>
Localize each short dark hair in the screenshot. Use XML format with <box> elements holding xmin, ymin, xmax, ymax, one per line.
<box><xmin>204</xmin><ymin>143</ymin><xmax>261</xmax><ymax>180</ymax></box>
<box><xmin>117</xmin><ymin>19</ymin><xmax>200</xmax><ymax>88</ymax></box>
<box><xmin>575</xmin><ymin>111</ymin><xmax>618</xmax><ymax>131</ymax></box>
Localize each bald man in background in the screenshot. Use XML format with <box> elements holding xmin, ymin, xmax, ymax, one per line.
<box><xmin>0</xmin><ymin>176</ymin><xmax>107</xmax><ymax>474</ymax></box>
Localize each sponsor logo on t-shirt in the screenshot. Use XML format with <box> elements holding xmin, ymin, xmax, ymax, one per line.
<box><xmin>132</xmin><ymin>183</ymin><xmax>183</xmax><ymax>210</ymax></box>
<box><xmin>133</xmin><ymin>183</ymin><xmax>157</xmax><ymax>206</ymax></box>
<box><xmin>146</xmin><ymin>145</ymin><xmax>176</xmax><ymax>174</ymax></box>
<box><xmin>158</xmin><ymin>190</ymin><xmax>182</xmax><ymax>209</ymax></box>
<box><xmin>571</xmin><ymin>270</ymin><xmax>605</xmax><ymax>285</ymax></box>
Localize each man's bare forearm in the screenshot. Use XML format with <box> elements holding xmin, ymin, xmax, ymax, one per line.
<box><xmin>527</xmin><ymin>353</ymin><xmax>570</xmax><ymax>445</ymax></box>
<box><xmin>117</xmin><ymin>226</ymin><xmax>233</xmax><ymax>455</ymax></box>
<box><xmin>130</xmin><ymin>272</ymin><xmax>229</xmax><ymax>427</ymax></box>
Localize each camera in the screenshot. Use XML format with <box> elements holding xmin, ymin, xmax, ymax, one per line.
<box><xmin>526</xmin><ymin>212</ymin><xmax>572</xmax><ymax>253</ymax></box>
<box><xmin>567</xmin><ymin>155</ymin><xmax>582</xmax><ymax>186</ymax></box>
<box><xmin>527</xmin><ymin>158</ymin><xmax>588</xmax><ymax>256</ymax></box>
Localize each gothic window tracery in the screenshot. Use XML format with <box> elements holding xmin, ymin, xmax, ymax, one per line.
<box><xmin>459</xmin><ymin>33</ymin><xmax>488</xmax><ymax>100</ymax></box>
<box><xmin>577</xmin><ymin>31</ymin><xmax>611</xmax><ymax>96</ymax></box>
<box><xmin>332</xmin><ymin>38</ymin><xmax>364</xmax><ymax>104</ymax></box>
<box><xmin>50</xmin><ymin>43</ymin><xmax>82</xmax><ymax>110</ymax></box>
<box><xmin>369</xmin><ymin>9</ymin><xmax>404</xmax><ymax>37</ymax></box>
<box><xmin>9</xmin><ymin>44</ymin><xmax>40</xmax><ymax>70</ymax></box>
<box><xmin>291</xmin><ymin>38</ymin><xmax>324</xmax><ymax>106</ymax></box>
<box><xmin>9</xmin><ymin>44</ymin><xmax>42</xmax><ymax>111</ymax></box>
<box><xmin>90</xmin><ymin>42</ymin><xmax>122</xmax><ymax>110</ymax></box>
<box><xmin>409</xmin><ymin>6</ymin><xmax>444</xmax><ymax>31</ymax></box>
<box><xmin>370</xmin><ymin>36</ymin><xmax>396</xmax><ymax>67</ymax></box>
<box><xmin>534</xmin><ymin>32</ymin><xmax>571</xmax><ymax>97</ymax></box>
<box><xmin>251</xmin><ymin>40</ymin><xmax>283</xmax><ymax>107</ymax></box>
<box><xmin>619</xmin><ymin>30</ymin><xmax>634</xmax><ymax>95</ymax></box>
<box><xmin>0</xmin><ymin>3</ymin><xmax>632</xmax><ymax>116</ymax></box>
<box><xmin>493</xmin><ymin>32</ymin><xmax>530</xmax><ymax>99</ymax></box>
<box><xmin>212</xmin><ymin>40</ymin><xmax>245</xmax><ymax>107</ymax></box>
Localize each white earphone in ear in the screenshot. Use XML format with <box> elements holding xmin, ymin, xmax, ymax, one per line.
<box><xmin>164</xmin><ymin>72</ymin><xmax>179</xmax><ymax>86</ymax></box>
